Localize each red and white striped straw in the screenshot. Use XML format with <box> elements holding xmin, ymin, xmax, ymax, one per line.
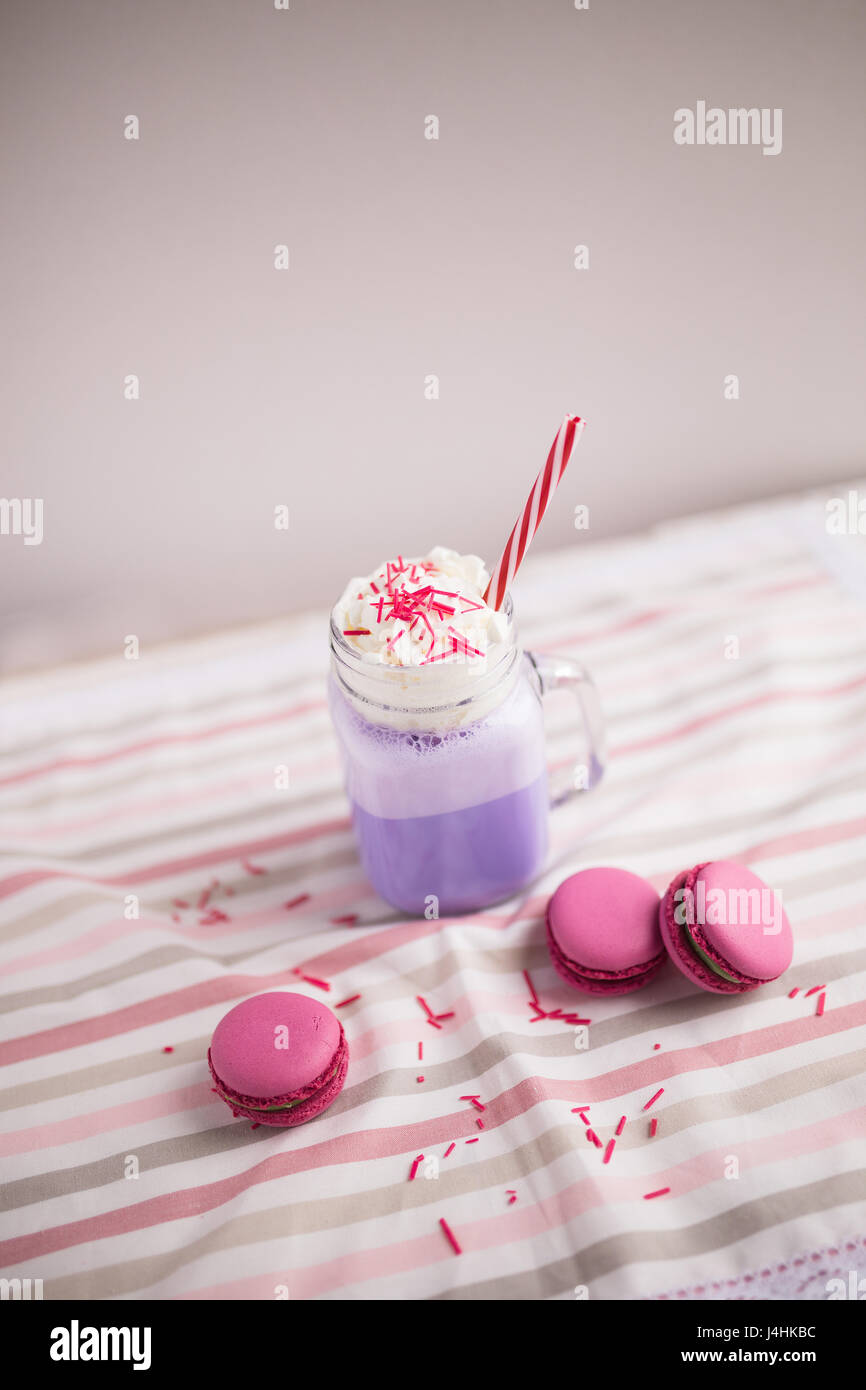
<box><xmin>482</xmin><ymin>413</ymin><xmax>585</xmax><ymax>610</ymax></box>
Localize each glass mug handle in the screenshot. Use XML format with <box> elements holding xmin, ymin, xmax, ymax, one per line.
<box><xmin>527</xmin><ymin>652</ymin><xmax>606</xmax><ymax>808</ymax></box>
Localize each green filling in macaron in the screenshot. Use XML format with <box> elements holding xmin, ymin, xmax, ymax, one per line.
<box><xmin>226</xmin><ymin>1063</ymin><xmax>340</xmax><ymax>1114</ymax></box>
<box><xmin>683</xmin><ymin>926</ymin><xmax>740</xmax><ymax>984</ymax></box>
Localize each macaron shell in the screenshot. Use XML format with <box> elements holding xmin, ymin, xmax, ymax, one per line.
<box><xmin>547</xmin><ymin>867</ymin><xmax>664</xmax><ymax>973</ymax></box>
<box><xmin>547</xmin><ymin>921</ymin><xmax>666</xmax><ymax>995</ymax></box>
<box><xmin>214</xmin><ymin>1034</ymin><xmax>350</xmax><ymax>1128</ymax></box>
<box><xmin>209</xmin><ymin>991</ymin><xmax>342</xmax><ymax>1099</ymax></box>
<box><xmin>693</xmin><ymin>860</ymin><xmax>793</xmax><ymax>980</ymax></box>
<box><xmin>659</xmin><ymin>870</ymin><xmax>742</xmax><ymax>995</ymax></box>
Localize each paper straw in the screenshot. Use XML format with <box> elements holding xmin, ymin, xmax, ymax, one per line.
<box><xmin>483</xmin><ymin>413</ymin><xmax>585</xmax><ymax>610</ymax></box>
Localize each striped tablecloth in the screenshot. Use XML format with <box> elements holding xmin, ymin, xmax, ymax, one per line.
<box><xmin>2</xmin><ymin>483</ymin><xmax>865</xmax><ymax>1302</ymax></box>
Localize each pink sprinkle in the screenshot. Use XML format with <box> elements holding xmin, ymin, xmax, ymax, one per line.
<box><xmin>331</xmin><ymin>913</ymin><xmax>359</xmax><ymax>925</ymax></box>
<box><xmin>649</xmin><ymin>1118</ymin><xmax>658</xmax><ymax>1138</ymax></box>
<box><xmin>334</xmin><ymin>994</ymin><xmax>361</xmax><ymax>1008</ymax></box>
<box><xmin>615</xmin><ymin>1116</ymin><xmax>626</xmax><ymax>1137</ymax></box>
<box><xmin>283</xmin><ymin>893</ymin><xmax>310</xmax><ymax>911</ymax></box>
<box><xmin>418</xmin><ymin>1042</ymin><xmax>423</xmax><ymax>1061</ymax></box>
<box><xmin>416</xmin><ymin>996</ymin><xmax>435</xmax><ymax>1019</ymax></box>
<box><xmin>653</xmin><ymin>1043</ymin><xmax>661</xmax><ymax>1050</ymax></box>
<box><xmin>172</xmin><ymin>898</ymin><xmax>189</xmax><ymax>909</ymax></box>
<box><xmin>443</xmin><ymin>1143</ymin><xmax>456</xmax><ymax>1158</ymax></box>
<box><xmin>197</xmin><ymin>885</ymin><xmax>213</xmax><ymax>910</ymax></box>
<box><xmin>644</xmin><ymin>1187</ymin><xmax>671</xmax><ymax>1200</ymax></box>
<box><xmin>434</xmin><ymin>1011</ymin><xmax>455</xmax><ymax>1021</ymax></box>
<box><xmin>586</xmin><ymin>1129</ymin><xmax>602</xmax><ymax>1148</ymax></box>
<box><xmin>805</xmin><ymin>984</ymin><xmax>826</xmax><ymax>997</ymax></box>
<box><xmin>241</xmin><ymin>859</ymin><xmax>267</xmax><ymax>876</ymax></box>
<box><xmin>162</xmin><ymin>1046</ymin><xmax>174</xmax><ymax>1053</ymax></box>
<box><xmin>199</xmin><ymin>908</ymin><xmax>229</xmax><ymax>925</ymax></box>
<box><xmin>643</xmin><ymin>1087</ymin><xmax>664</xmax><ymax>1111</ymax></box>
<box><xmin>465</xmin><ymin>1137</ymin><xmax>479</xmax><ymax>1144</ymax></box>
<box><xmin>603</xmin><ymin>1138</ymin><xmax>616</xmax><ymax>1165</ymax></box>
<box><xmin>296</xmin><ymin>973</ymin><xmax>331</xmax><ymax>991</ymax></box>
<box><xmin>816</xmin><ymin>991</ymin><xmax>826</xmax><ymax>1017</ymax></box>
<box><xmin>426</xmin><ymin>1018</ymin><xmax>443</xmax><ymax>1029</ymax></box>
<box><xmin>439</xmin><ymin>1218</ymin><xmax>462</xmax><ymax>1255</ymax></box>
<box><xmin>476</xmin><ymin>1119</ymin><xmax>484</xmax><ymax>1130</ymax></box>
<box><xmin>409</xmin><ymin>1154</ymin><xmax>424</xmax><ymax>1181</ymax></box>
<box><xmin>342</xmin><ymin>628</ymin><xmax>371</xmax><ymax>636</ymax></box>
<box><xmin>507</xmin><ymin>1192</ymin><xmax>517</xmax><ymax>1205</ymax></box>
<box><xmin>788</xmin><ymin>987</ymin><xmax>800</xmax><ymax>998</ymax></box>
<box><xmin>523</xmin><ymin>969</ymin><xmax>539</xmax><ymax>1004</ymax></box>
<box><xmin>416</xmin><ymin>1075</ymin><xmax>425</xmax><ymax>1083</ymax></box>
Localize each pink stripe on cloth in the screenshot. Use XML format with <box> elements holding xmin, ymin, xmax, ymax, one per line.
<box><xmin>2</xmin><ymin>896</ymin><xmax>862</xmax><ymax>1066</ymax></box>
<box><xmin>0</xmin><ymin>970</ymin><xmax>303</xmax><ymax>1065</ymax></box>
<box><xmin>613</xmin><ymin>671</ymin><xmax>866</xmax><ymax>758</ymax></box>
<box><xmin>2</xmin><ymin>748</ymin><xmax>340</xmax><ymax>841</ymax></box>
<box><xmin>739</xmin><ymin>814</ymin><xmax>866</xmax><ymax>866</ymax></box>
<box><xmin>0</xmin><ymin>888</ymin><xmax>549</xmax><ymax>977</ymax></box>
<box><xmin>181</xmin><ymin>1101</ymin><xmax>866</xmax><ymax>1301</ymax></box>
<box><xmin>0</xmin><ymin>815</ymin><xmax>351</xmax><ymax>905</ymax></box>
<box><xmin>0</xmin><ymin>699</ymin><xmax>325</xmax><ymax>790</ymax></box>
<box><xmin>3</xmin><ymin>1001</ymin><xmax>863</xmax><ymax>1265</ymax></box>
<box><xmin>0</xmin><ymin>1084</ymin><xmax>215</xmax><ymax>1156</ymax></box>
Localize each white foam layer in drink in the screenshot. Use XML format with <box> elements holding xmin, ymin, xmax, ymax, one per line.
<box><xmin>328</xmin><ymin>670</ymin><xmax>547</xmax><ymax>818</ymax></box>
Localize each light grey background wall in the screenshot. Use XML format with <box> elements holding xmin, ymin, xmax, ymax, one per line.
<box><xmin>1</xmin><ymin>0</ymin><xmax>864</xmax><ymax>672</ymax></box>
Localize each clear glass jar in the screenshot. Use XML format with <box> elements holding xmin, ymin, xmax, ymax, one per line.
<box><xmin>328</xmin><ymin>595</ymin><xmax>605</xmax><ymax>916</ymax></box>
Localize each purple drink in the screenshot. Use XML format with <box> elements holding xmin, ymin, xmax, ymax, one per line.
<box><xmin>328</xmin><ymin>670</ymin><xmax>549</xmax><ymax>915</ymax></box>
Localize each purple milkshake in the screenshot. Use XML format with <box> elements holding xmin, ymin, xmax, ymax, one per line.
<box><xmin>329</xmin><ymin>548</ymin><xmax>604</xmax><ymax>916</ymax></box>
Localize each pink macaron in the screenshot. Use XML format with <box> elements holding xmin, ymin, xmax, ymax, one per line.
<box><xmin>659</xmin><ymin>860</ymin><xmax>793</xmax><ymax>994</ymax></box>
<box><xmin>208</xmin><ymin>991</ymin><xmax>349</xmax><ymax>1126</ymax></box>
<box><xmin>546</xmin><ymin>867</ymin><xmax>666</xmax><ymax>995</ymax></box>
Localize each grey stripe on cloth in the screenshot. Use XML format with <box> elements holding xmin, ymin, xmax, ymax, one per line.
<box><xmin>1</xmin><ymin>935</ymin><xmax>864</xmax><ymax>1115</ymax></box>
<box><xmin>0</xmin><ymin>786</ymin><xmax>347</xmax><ymax>871</ymax></box>
<box><xmin>3</xmin><ymin>663</ymin><xmax>865</xmax><ymax>880</ymax></box>
<box><xmin>433</xmin><ymin>1168</ymin><xmax>866</xmax><ymax>1300</ymax></box>
<box><xmin>2</xmin><ymin>722</ymin><xmax>865</xmax><ymax>951</ymax></box>
<box><xmin>0</xmin><ymin>839</ymin><xmax>361</xmax><ymax>948</ymax></box>
<box><xmin>4</xmin><ymin>984</ymin><xmax>865</xmax><ymax>1215</ymax></box>
<box><xmin>4</xmin><ymin>582</ymin><xmax>711</xmax><ymax>765</ymax></box>
<box><xmin>1</xmin><ymin>670</ymin><xmax>326</xmax><ymax>763</ymax></box>
<box><xmin>25</xmin><ymin>1125</ymin><xmax>866</xmax><ymax>1300</ymax></box>
<box><xmin>0</xmin><ymin>717</ymin><xmax>336</xmax><ymax>815</ymax></box>
<box><xmin>1</xmin><ymin>578</ymin><xmax>849</xmax><ymax>808</ymax></box>
<box><xmin>1</xmin><ymin>791</ymin><xmax>863</xmax><ymax>1002</ymax></box>
<box><xmin>6</xmin><ymin>674</ymin><xmax>866</xmax><ymax>862</ymax></box>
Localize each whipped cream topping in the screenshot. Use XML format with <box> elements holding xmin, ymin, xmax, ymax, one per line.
<box><xmin>333</xmin><ymin>547</ymin><xmax>510</xmax><ymax>669</ymax></box>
